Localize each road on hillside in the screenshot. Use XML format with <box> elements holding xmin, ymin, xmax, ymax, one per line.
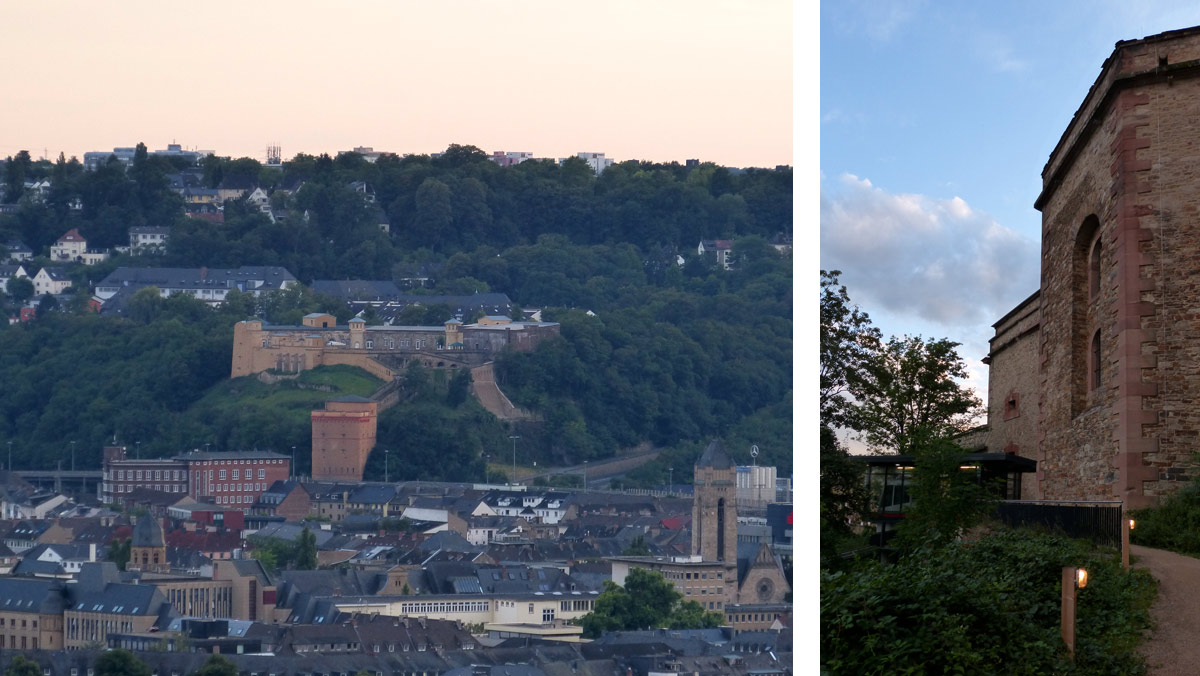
<box><xmin>1134</xmin><ymin>544</ymin><xmax>1200</xmax><ymax>675</ymax></box>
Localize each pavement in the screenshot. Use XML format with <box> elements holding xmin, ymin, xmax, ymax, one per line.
<box><xmin>1133</xmin><ymin>544</ymin><xmax>1200</xmax><ymax>675</ymax></box>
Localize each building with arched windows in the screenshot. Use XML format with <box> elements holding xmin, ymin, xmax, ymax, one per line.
<box><xmin>979</xmin><ymin>26</ymin><xmax>1200</xmax><ymax>507</ymax></box>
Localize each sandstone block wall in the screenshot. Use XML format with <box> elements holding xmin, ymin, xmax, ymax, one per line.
<box><xmin>1035</xmin><ymin>27</ymin><xmax>1200</xmax><ymax>506</ymax></box>
<box><xmin>984</xmin><ymin>292</ymin><xmax>1042</xmax><ymax>498</ymax></box>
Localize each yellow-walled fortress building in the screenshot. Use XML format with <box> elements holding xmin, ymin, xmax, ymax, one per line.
<box><xmin>231</xmin><ymin>312</ymin><xmax>559</xmax><ymax>380</ymax></box>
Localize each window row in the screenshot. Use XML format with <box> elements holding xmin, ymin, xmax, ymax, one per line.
<box><xmin>398</xmin><ymin>601</ymin><xmax>490</xmax><ymax>614</ymax></box>
<box><xmin>113</xmin><ymin>469</ymin><xmax>185</xmax><ymax>481</ymax></box>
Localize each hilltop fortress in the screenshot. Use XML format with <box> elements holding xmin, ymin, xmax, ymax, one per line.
<box><xmin>231</xmin><ymin>313</ymin><xmax>559</xmax><ymax>380</ymax></box>
<box><xmin>979</xmin><ymin>26</ymin><xmax>1200</xmax><ymax>507</ymax></box>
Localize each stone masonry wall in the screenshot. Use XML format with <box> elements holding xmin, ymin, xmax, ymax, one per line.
<box><xmin>985</xmin><ymin>293</ymin><xmax>1042</xmax><ymax>498</ymax></box>
<box><xmin>1036</xmin><ymin>28</ymin><xmax>1200</xmax><ymax>506</ymax></box>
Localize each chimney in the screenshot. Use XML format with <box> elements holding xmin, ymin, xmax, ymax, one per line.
<box><xmin>88</xmin><ymin>543</ymin><xmax>96</xmax><ymax>562</ymax></box>
<box><xmin>200</xmin><ymin>266</ymin><xmax>208</xmax><ymax>280</ymax></box>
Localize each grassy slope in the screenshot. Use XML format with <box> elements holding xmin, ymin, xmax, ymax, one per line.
<box><xmin>197</xmin><ymin>366</ymin><xmax>383</xmax><ymax>411</ymax></box>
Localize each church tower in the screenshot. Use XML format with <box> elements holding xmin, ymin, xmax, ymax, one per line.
<box><xmin>692</xmin><ymin>439</ymin><xmax>738</xmax><ymax>563</ymax></box>
<box><xmin>129</xmin><ymin>515</ymin><xmax>167</xmax><ymax>573</ymax></box>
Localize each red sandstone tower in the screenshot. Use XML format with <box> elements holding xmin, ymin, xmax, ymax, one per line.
<box><xmin>311</xmin><ymin>396</ymin><xmax>378</xmax><ymax>481</ymax></box>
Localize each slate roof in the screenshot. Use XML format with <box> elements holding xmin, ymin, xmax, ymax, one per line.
<box><xmin>0</xmin><ymin>577</ymin><xmax>66</xmax><ymax>614</ymax></box>
<box><xmin>696</xmin><ymin>439</ymin><xmax>734</xmax><ymax>470</ymax></box>
<box><xmin>129</xmin><ymin>226</ymin><xmax>171</xmax><ymax>235</ymax></box>
<box><xmin>252</xmin><ymin>522</ymin><xmax>335</xmax><ymax>547</ymax></box>
<box><xmin>12</xmin><ymin>543</ymin><xmax>100</xmax><ymax>577</ymax></box>
<box><xmin>173</xmin><ymin>449</ymin><xmax>289</xmax><ymax>461</ymax></box>
<box><xmin>312</xmin><ymin>280</ymin><xmax>404</xmax><ymax>300</ymax></box>
<box><xmin>71</xmin><ymin>581</ymin><xmax>165</xmax><ymax>616</ymax></box>
<box><xmin>132</xmin><ymin>515</ymin><xmax>165</xmax><ymax>547</ymax></box>
<box><xmin>96</xmin><ymin>266</ymin><xmax>298</xmax><ymax>293</ymax></box>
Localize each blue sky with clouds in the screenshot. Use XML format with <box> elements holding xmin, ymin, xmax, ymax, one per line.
<box><xmin>819</xmin><ymin>1</ymin><xmax>1200</xmax><ymax>426</ymax></box>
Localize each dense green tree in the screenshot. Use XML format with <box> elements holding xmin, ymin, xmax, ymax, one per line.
<box><xmin>4</xmin><ymin>655</ymin><xmax>42</xmax><ymax>676</ymax></box>
<box><xmin>95</xmin><ymin>650</ymin><xmax>151</xmax><ymax>676</ymax></box>
<box><xmin>107</xmin><ymin>537</ymin><xmax>131</xmax><ymax>570</ymax></box>
<box><xmin>621</xmin><ymin>535</ymin><xmax>651</xmax><ymax>556</ymax></box>
<box><xmin>5</xmin><ymin>276</ymin><xmax>33</xmax><ymax>304</ymax></box>
<box><xmin>35</xmin><ymin>293</ymin><xmax>57</xmax><ymax>318</ymax></box>
<box><xmin>446</xmin><ymin>368</ymin><xmax>472</xmax><ymax>407</ymax></box>
<box><xmin>580</xmin><ymin>568</ymin><xmax>724</xmax><ymax>637</ymax></box>
<box><xmin>820</xmin><ymin>270</ymin><xmax>880</xmax><ymax>429</ymax></box>
<box><xmin>296</xmin><ymin>526</ymin><xmax>317</xmax><ymax>570</ymax></box>
<box><xmin>187</xmin><ymin>655</ymin><xmax>237</xmax><ymax>676</ymax></box>
<box><xmin>851</xmin><ymin>334</ymin><xmax>981</xmax><ymax>454</ymax></box>
<box><xmin>2</xmin><ymin>150</ymin><xmax>32</xmax><ymax>202</ymax></box>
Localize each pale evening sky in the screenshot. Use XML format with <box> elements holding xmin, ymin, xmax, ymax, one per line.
<box><xmin>0</xmin><ymin>1</ymin><xmax>793</xmax><ymax>169</ymax></box>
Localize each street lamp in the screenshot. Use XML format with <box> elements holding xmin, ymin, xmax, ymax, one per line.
<box><xmin>384</xmin><ymin>449</ymin><xmax>390</xmax><ymax>484</ymax></box>
<box><xmin>583</xmin><ymin>460</ymin><xmax>588</xmax><ymax>490</ymax></box>
<box><xmin>509</xmin><ymin>435</ymin><xmax>520</xmax><ymax>482</ymax></box>
<box><xmin>135</xmin><ymin>441</ymin><xmax>141</xmax><ymax>459</ymax></box>
<box><xmin>484</xmin><ymin>453</ymin><xmax>491</xmax><ymax>484</ymax></box>
<box><xmin>70</xmin><ymin>441</ymin><xmax>76</xmax><ymax>472</ymax></box>
<box><xmin>6</xmin><ymin>441</ymin><xmax>10</xmax><ymax>472</ymax></box>
<box><xmin>668</xmin><ymin>466</ymin><xmax>673</xmax><ymax>495</ymax></box>
<box><xmin>291</xmin><ymin>446</ymin><xmax>297</xmax><ymax>480</ymax></box>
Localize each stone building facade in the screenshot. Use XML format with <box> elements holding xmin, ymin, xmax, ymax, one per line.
<box><xmin>230</xmin><ymin>315</ymin><xmax>559</xmax><ymax>380</ymax></box>
<box><xmin>969</xmin><ymin>292</ymin><xmax>1043</xmax><ymax>499</ymax></box>
<box><xmin>987</xmin><ymin>26</ymin><xmax>1200</xmax><ymax>506</ymax></box>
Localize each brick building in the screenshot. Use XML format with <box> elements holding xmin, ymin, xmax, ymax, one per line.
<box><xmin>311</xmin><ymin>396</ymin><xmax>378</xmax><ymax>482</ymax></box>
<box><xmin>183</xmin><ymin>450</ymin><xmax>291</xmax><ymax>507</ymax></box>
<box><xmin>102</xmin><ymin>448</ymin><xmax>290</xmax><ymax>510</ymax></box>
<box><xmin>101</xmin><ymin>447</ymin><xmax>188</xmax><ymax>504</ymax></box>
<box><xmin>984</xmin><ymin>26</ymin><xmax>1200</xmax><ymax>506</ymax></box>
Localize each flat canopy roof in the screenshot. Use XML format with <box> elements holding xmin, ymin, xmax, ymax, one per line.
<box><xmin>855</xmin><ymin>452</ymin><xmax>1037</xmax><ymax>472</ymax></box>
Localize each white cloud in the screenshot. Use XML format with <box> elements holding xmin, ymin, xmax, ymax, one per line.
<box><xmin>820</xmin><ymin>173</ymin><xmax>1039</xmax><ymax>331</ymax></box>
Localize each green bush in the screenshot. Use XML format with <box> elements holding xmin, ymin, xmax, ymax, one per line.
<box><xmin>822</xmin><ymin>528</ymin><xmax>1157</xmax><ymax>675</ymax></box>
<box><xmin>1130</xmin><ymin>482</ymin><xmax>1200</xmax><ymax>554</ymax></box>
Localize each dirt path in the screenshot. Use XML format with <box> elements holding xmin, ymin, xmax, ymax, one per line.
<box><xmin>1133</xmin><ymin>544</ymin><xmax>1200</xmax><ymax>675</ymax></box>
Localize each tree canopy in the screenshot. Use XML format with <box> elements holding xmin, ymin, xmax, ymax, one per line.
<box><xmin>579</xmin><ymin>568</ymin><xmax>724</xmax><ymax>637</ymax></box>
<box><xmin>95</xmin><ymin>650</ymin><xmax>152</xmax><ymax>676</ymax></box>
<box><xmin>0</xmin><ymin>146</ymin><xmax>792</xmax><ymax>480</ymax></box>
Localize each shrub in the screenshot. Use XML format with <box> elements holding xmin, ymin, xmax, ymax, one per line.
<box><xmin>821</xmin><ymin>528</ymin><xmax>1157</xmax><ymax>675</ymax></box>
<box><xmin>1130</xmin><ymin>482</ymin><xmax>1200</xmax><ymax>555</ymax></box>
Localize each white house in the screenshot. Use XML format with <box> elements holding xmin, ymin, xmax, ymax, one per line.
<box><xmin>50</xmin><ymin>229</ymin><xmax>87</xmax><ymax>262</ymax></box>
<box><xmin>129</xmin><ymin>226</ymin><xmax>170</xmax><ymax>254</ymax></box>
<box><xmin>50</xmin><ymin>229</ymin><xmax>109</xmax><ymax>265</ymax></box>
<box><xmin>32</xmin><ymin>267</ymin><xmax>72</xmax><ymax>295</ymax></box>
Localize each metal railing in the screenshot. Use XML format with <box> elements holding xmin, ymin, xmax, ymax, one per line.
<box><xmin>995</xmin><ymin>500</ymin><xmax>1123</xmax><ymax>548</ymax></box>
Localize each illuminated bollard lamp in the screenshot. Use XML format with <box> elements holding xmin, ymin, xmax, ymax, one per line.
<box><xmin>1061</xmin><ymin>566</ymin><xmax>1088</xmax><ymax>659</ymax></box>
<box><xmin>1123</xmin><ymin>518</ymin><xmax>1136</xmax><ymax>571</ymax></box>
